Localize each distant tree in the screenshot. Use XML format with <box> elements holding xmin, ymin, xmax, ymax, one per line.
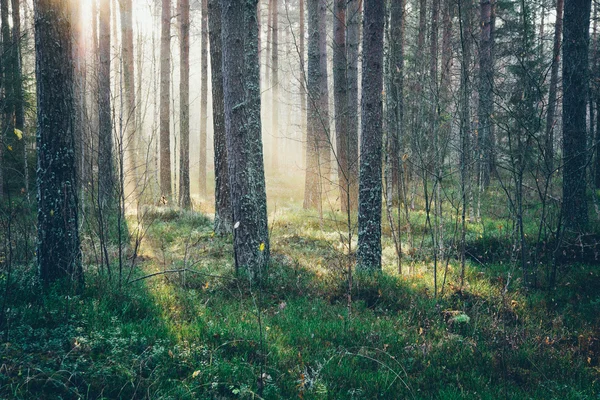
<box><xmin>34</xmin><ymin>0</ymin><xmax>83</xmax><ymax>289</ymax></box>
<box><xmin>299</xmin><ymin>0</ymin><xmax>306</xmax><ymax>169</ymax></box>
<box><xmin>199</xmin><ymin>0</ymin><xmax>208</xmax><ymax>197</ymax></box>
<box><xmin>179</xmin><ymin>0</ymin><xmax>191</xmax><ymax>208</ymax></box>
<box><xmin>546</xmin><ymin>0</ymin><xmax>562</xmax><ymax>174</ymax></box>
<box><xmin>1</xmin><ymin>0</ymin><xmax>14</xmax><ymax>198</ymax></box>
<box><xmin>98</xmin><ymin>0</ymin><xmax>114</xmax><ymax>208</ymax></box>
<box><xmin>160</xmin><ymin>0</ymin><xmax>172</xmax><ymax>199</ymax></box>
<box><xmin>562</xmin><ymin>0</ymin><xmax>591</xmax><ymax>230</ymax></box>
<box><xmin>11</xmin><ymin>0</ymin><xmax>23</xmax><ymax>132</ymax></box>
<box><xmin>119</xmin><ymin>0</ymin><xmax>137</xmax><ymax>196</ymax></box>
<box><xmin>357</xmin><ymin>0</ymin><xmax>385</xmax><ymax>272</ymax></box>
<box><xmin>221</xmin><ymin>0</ymin><xmax>270</xmax><ymax>280</ymax></box>
<box><xmin>207</xmin><ymin>0</ymin><xmax>232</xmax><ymax>234</ymax></box>
<box><xmin>333</xmin><ymin>0</ymin><xmax>350</xmax><ymax>213</ymax></box>
<box><xmin>303</xmin><ymin>0</ymin><xmax>329</xmax><ymax>211</ymax></box>
<box><xmin>271</xmin><ymin>0</ymin><xmax>279</xmax><ymax>170</ymax></box>
<box><xmin>345</xmin><ymin>0</ymin><xmax>360</xmax><ymax>211</ymax></box>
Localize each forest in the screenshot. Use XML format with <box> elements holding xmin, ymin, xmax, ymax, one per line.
<box><xmin>0</xmin><ymin>0</ymin><xmax>599</xmax><ymax>398</ymax></box>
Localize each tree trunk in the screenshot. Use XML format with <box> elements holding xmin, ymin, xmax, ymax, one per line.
<box><xmin>299</xmin><ymin>0</ymin><xmax>307</xmax><ymax>170</ymax></box>
<box><xmin>333</xmin><ymin>0</ymin><xmax>349</xmax><ymax>213</ymax></box>
<box><xmin>387</xmin><ymin>0</ymin><xmax>404</xmax><ymax>206</ymax></box>
<box><xmin>160</xmin><ymin>0</ymin><xmax>172</xmax><ymax>199</ymax></box>
<box><xmin>199</xmin><ymin>0</ymin><xmax>208</xmax><ymax>197</ymax></box>
<box><xmin>179</xmin><ymin>0</ymin><xmax>191</xmax><ymax>208</ymax></box>
<box><xmin>119</xmin><ymin>0</ymin><xmax>137</xmax><ymax>200</ymax></box>
<box><xmin>562</xmin><ymin>0</ymin><xmax>591</xmax><ymax>230</ymax></box>
<box><xmin>346</xmin><ymin>0</ymin><xmax>360</xmax><ymax>212</ymax></box>
<box><xmin>265</xmin><ymin>0</ymin><xmax>273</xmax><ymax>84</ymax></box>
<box><xmin>11</xmin><ymin>0</ymin><xmax>23</xmax><ymax>131</ymax></box>
<box><xmin>271</xmin><ymin>0</ymin><xmax>279</xmax><ymax>170</ymax></box>
<box><xmin>1</xmin><ymin>0</ymin><xmax>14</xmax><ymax>198</ymax></box>
<box><xmin>208</xmin><ymin>0</ymin><xmax>232</xmax><ymax>234</ymax></box>
<box><xmin>221</xmin><ymin>0</ymin><xmax>270</xmax><ymax>280</ymax></box>
<box><xmin>357</xmin><ymin>0</ymin><xmax>385</xmax><ymax>272</ymax></box>
<box><xmin>478</xmin><ymin>0</ymin><xmax>495</xmax><ymax>188</ymax></box>
<box><xmin>98</xmin><ymin>0</ymin><xmax>114</xmax><ymax>208</ymax></box>
<box><xmin>34</xmin><ymin>0</ymin><xmax>83</xmax><ymax>289</ymax></box>
<box><xmin>546</xmin><ymin>0</ymin><xmax>563</xmax><ymax>174</ymax></box>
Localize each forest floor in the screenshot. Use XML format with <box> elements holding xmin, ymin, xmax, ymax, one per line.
<box><xmin>1</xmin><ymin>175</ymin><xmax>600</xmax><ymax>399</ymax></box>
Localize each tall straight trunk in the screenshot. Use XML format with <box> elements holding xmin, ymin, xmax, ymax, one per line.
<box><xmin>98</xmin><ymin>0</ymin><xmax>114</xmax><ymax>208</ymax></box>
<box><xmin>478</xmin><ymin>0</ymin><xmax>495</xmax><ymax>187</ymax></box>
<box><xmin>299</xmin><ymin>0</ymin><xmax>306</xmax><ymax>170</ymax></box>
<box><xmin>357</xmin><ymin>0</ymin><xmax>385</xmax><ymax>272</ymax></box>
<box><xmin>271</xmin><ymin>0</ymin><xmax>279</xmax><ymax>170</ymax></box>
<box><xmin>546</xmin><ymin>0</ymin><xmax>563</xmax><ymax>174</ymax></box>
<box><xmin>11</xmin><ymin>0</ymin><xmax>24</xmax><ymax>131</ymax></box>
<box><xmin>179</xmin><ymin>0</ymin><xmax>191</xmax><ymax>208</ymax></box>
<box><xmin>265</xmin><ymin>0</ymin><xmax>273</xmax><ymax>84</ymax></box>
<box><xmin>346</xmin><ymin>0</ymin><xmax>360</xmax><ymax>212</ymax></box>
<box><xmin>199</xmin><ymin>0</ymin><xmax>208</xmax><ymax>196</ymax></box>
<box><xmin>160</xmin><ymin>0</ymin><xmax>172</xmax><ymax>198</ymax></box>
<box><xmin>1</xmin><ymin>0</ymin><xmax>14</xmax><ymax>198</ymax></box>
<box><xmin>208</xmin><ymin>0</ymin><xmax>231</xmax><ymax>234</ymax></box>
<box><xmin>333</xmin><ymin>0</ymin><xmax>350</xmax><ymax>213</ymax></box>
<box><xmin>387</xmin><ymin>0</ymin><xmax>405</xmax><ymax>205</ymax></box>
<box><xmin>562</xmin><ymin>0</ymin><xmax>591</xmax><ymax>230</ymax></box>
<box><xmin>72</xmin><ymin>0</ymin><xmax>85</xmax><ymax>194</ymax></box>
<box><xmin>317</xmin><ymin>0</ymin><xmax>330</xmax><ymax>180</ymax></box>
<box><xmin>221</xmin><ymin>0</ymin><xmax>269</xmax><ymax>280</ymax></box>
<box><xmin>119</xmin><ymin>0</ymin><xmax>137</xmax><ymax>197</ymax></box>
<box><xmin>34</xmin><ymin>0</ymin><xmax>83</xmax><ymax>289</ymax></box>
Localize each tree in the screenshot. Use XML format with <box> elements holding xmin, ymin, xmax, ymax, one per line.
<box><xmin>11</xmin><ymin>0</ymin><xmax>23</xmax><ymax>132</ymax></box>
<box><xmin>303</xmin><ymin>0</ymin><xmax>329</xmax><ymax>211</ymax></box>
<box><xmin>346</xmin><ymin>0</ymin><xmax>360</xmax><ymax>211</ymax></box>
<box><xmin>199</xmin><ymin>0</ymin><xmax>208</xmax><ymax>197</ymax></box>
<box><xmin>333</xmin><ymin>0</ymin><xmax>350</xmax><ymax>213</ymax></box>
<box><xmin>208</xmin><ymin>0</ymin><xmax>232</xmax><ymax>234</ymax></box>
<box><xmin>357</xmin><ymin>0</ymin><xmax>385</xmax><ymax>272</ymax></box>
<box><xmin>546</xmin><ymin>0</ymin><xmax>563</xmax><ymax>174</ymax></box>
<box><xmin>221</xmin><ymin>0</ymin><xmax>270</xmax><ymax>280</ymax></box>
<box><xmin>34</xmin><ymin>0</ymin><xmax>83</xmax><ymax>288</ymax></box>
<box><xmin>562</xmin><ymin>0</ymin><xmax>591</xmax><ymax>230</ymax></box>
<box><xmin>271</xmin><ymin>0</ymin><xmax>279</xmax><ymax>170</ymax></box>
<box><xmin>119</xmin><ymin>0</ymin><xmax>137</xmax><ymax>198</ymax></box>
<box><xmin>179</xmin><ymin>0</ymin><xmax>191</xmax><ymax>208</ymax></box>
<box><xmin>478</xmin><ymin>0</ymin><xmax>496</xmax><ymax>188</ymax></box>
<box><xmin>160</xmin><ymin>0</ymin><xmax>172</xmax><ymax>199</ymax></box>
<box><xmin>98</xmin><ymin>0</ymin><xmax>114</xmax><ymax>209</ymax></box>
<box><xmin>1</xmin><ymin>0</ymin><xmax>14</xmax><ymax>199</ymax></box>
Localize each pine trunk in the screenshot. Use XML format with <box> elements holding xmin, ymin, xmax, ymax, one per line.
<box><xmin>546</xmin><ymin>0</ymin><xmax>563</xmax><ymax>174</ymax></box>
<box><xmin>160</xmin><ymin>0</ymin><xmax>172</xmax><ymax>199</ymax></box>
<box><xmin>179</xmin><ymin>0</ymin><xmax>191</xmax><ymax>208</ymax></box>
<box><xmin>199</xmin><ymin>0</ymin><xmax>208</xmax><ymax>197</ymax></box>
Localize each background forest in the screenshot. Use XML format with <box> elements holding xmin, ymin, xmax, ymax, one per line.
<box><xmin>1</xmin><ymin>0</ymin><xmax>600</xmax><ymax>398</ymax></box>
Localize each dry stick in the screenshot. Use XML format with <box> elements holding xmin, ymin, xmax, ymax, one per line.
<box><xmin>129</xmin><ymin>268</ymin><xmax>231</xmax><ymax>284</ymax></box>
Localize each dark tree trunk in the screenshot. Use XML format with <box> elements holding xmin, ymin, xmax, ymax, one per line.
<box><xmin>333</xmin><ymin>0</ymin><xmax>349</xmax><ymax>213</ymax></box>
<box><xmin>160</xmin><ymin>0</ymin><xmax>172</xmax><ymax>199</ymax></box>
<box><xmin>546</xmin><ymin>0</ymin><xmax>563</xmax><ymax>174</ymax></box>
<box><xmin>387</xmin><ymin>0</ymin><xmax>404</xmax><ymax>205</ymax></box>
<box><xmin>357</xmin><ymin>0</ymin><xmax>385</xmax><ymax>272</ymax></box>
<box><xmin>208</xmin><ymin>0</ymin><xmax>232</xmax><ymax>234</ymax></box>
<box><xmin>98</xmin><ymin>0</ymin><xmax>114</xmax><ymax>208</ymax></box>
<box><xmin>199</xmin><ymin>0</ymin><xmax>208</xmax><ymax>197</ymax></box>
<box><xmin>34</xmin><ymin>0</ymin><xmax>83</xmax><ymax>289</ymax></box>
<box><xmin>478</xmin><ymin>0</ymin><xmax>495</xmax><ymax>188</ymax></box>
<box><xmin>562</xmin><ymin>0</ymin><xmax>591</xmax><ymax>230</ymax></box>
<box><xmin>346</xmin><ymin>0</ymin><xmax>360</xmax><ymax>212</ymax></box>
<box><xmin>11</xmin><ymin>0</ymin><xmax>23</xmax><ymax>131</ymax></box>
<box><xmin>271</xmin><ymin>0</ymin><xmax>279</xmax><ymax>170</ymax></box>
<box><xmin>221</xmin><ymin>0</ymin><xmax>269</xmax><ymax>280</ymax></box>
<box><xmin>179</xmin><ymin>0</ymin><xmax>191</xmax><ymax>208</ymax></box>
<box><xmin>1</xmin><ymin>0</ymin><xmax>14</xmax><ymax>198</ymax></box>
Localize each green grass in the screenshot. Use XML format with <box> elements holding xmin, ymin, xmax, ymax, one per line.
<box><xmin>1</xmin><ymin>183</ymin><xmax>600</xmax><ymax>399</ymax></box>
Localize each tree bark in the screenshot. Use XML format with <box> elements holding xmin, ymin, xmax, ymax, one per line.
<box><xmin>299</xmin><ymin>0</ymin><xmax>307</xmax><ymax>170</ymax></box>
<box><xmin>98</xmin><ymin>0</ymin><xmax>114</xmax><ymax>208</ymax></box>
<box><xmin>478</xmin><ymin>0</ymin><xmax>495</xmax><ymax>187</ymax></box>
<box><xmin>271</xmin><ymin>0</ymin><xmax>279</xmax><ymax>170</ymax></box>
<box><xmin>208</xmin><ymin>0</ymin><xmax>232</xmax><ymax>234</ymax></box>
<box><xmin>34</xmin><ymin>0</ymin><xmax>83</xmax><ymax>289</ymax></box>
<box><xmin>11</xmin><ymin>0</ymin><xmax>23</xmax><ymax>131</ymax></box>
<box><xmin>357</xmin><ymin>0</ymin><xmax>385</xmax><ymax>272</ymax></box>
<box><xmin>160</xmin><ymin>0</ymin><xmax>172</xmax><ymax>199</ymax></box>
<box><xmin>1</xmin><ymin>0</ymin><xmax>14</xmax><ymax>198</ymax></box>
<box><xmin>333</xmin><ymin>0</ymin><xmax>350</xmax><ymax>213</ymax></box>
<box><xmin>546</xmin><ymin>0</ymin><xmax>563</xmax><ymax>174</ymax></box>
<box><xmin>221</xmin><ymin>0</ymin><xmax>269</xmax><ymax>280</ymax></box>
<box><xmin>346</xmin><ymin>0</ymin><xmax>360</xmax><ymax>212</ymax></box>
<box><xmin>199</xmin><ymin>0</ymin><xmax>208</xmax><ymax>197</ymax></box>
<box><xmin>562</xmin><ymin>0</ymin><xmax>591</xmax><ymax>230</ymax></box>
<box><xmin>178</xmin><ymin>0</ymin><xmax>191</xmax><ymax>208</ymax></box>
